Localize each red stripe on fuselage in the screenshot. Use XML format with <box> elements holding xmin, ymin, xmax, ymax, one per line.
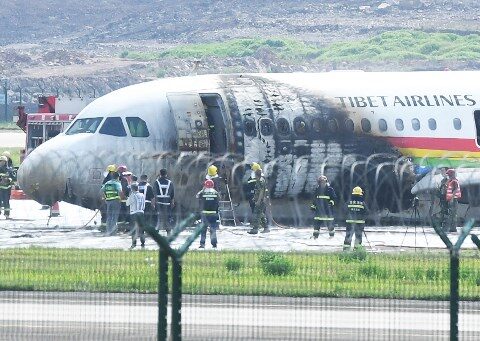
<box><xmin>385</xmin><ymin>137</ymin><xmax>479</xmax><ymax>152</ymax></box>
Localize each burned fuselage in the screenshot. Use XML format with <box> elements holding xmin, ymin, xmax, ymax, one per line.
<box><xmin>18</xmin><ymin>73</ymin><xmax>416</xmax><ymax>224</ymax></box>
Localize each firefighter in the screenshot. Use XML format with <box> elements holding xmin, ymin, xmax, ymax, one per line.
<box><xmin>311</xmin><ymin>175</ymin><xmax>336</xmax><ymax>238</ymax></box>
<box><xmin>437</xmin><ymin>167</ymin><xmax>449</xmax><ymax>230</ymax></box>
<box><xmin>247</xmin><ymin>168</ymin><xmax>269</xmax><ymax>234</ymax></box>
<box><xmin>100</xmin><ymin>164</ymin><xmax>118</xmax><ymax>227</ymax></box>
<box><xmin>138</xmin><ymin>174</ymin><xmax>155</xmax><ymax>227</ymax></box>
<box><xmin>344</xmin><ymin>186</ymin><xmax>366</xmax><ymax>251</ymax></box>
<box><xmin>206</xmin><ymin>164</ymin><xmax>225</xmax><ymax>199</ymax></box>
<box><xmin>243</xmin><ymin>162</ymin><xmax>262</xmax><ymax>215</ymax></box>
<box><xmin>0</xmin><ymin>156</ymin><xmax>14</xmax><ymax>219</ymax></box>
<box><xmin>101</xmin><ymin>172</ymin><xmax>124</xmax><ymax>236</ymax></box>
<box><xmin>196</xmin><ymin>179</ymin><xmax>219</xmax><ymax>249</ymax></box>
<box><xmin>2</xmin><ymin>151</ymin><xmax>13</xmax><ymax>168</ymax></box>
<box><xmin>445</xmin><ymin>168</ymin><xmax>461</xmax><ymax>232</ymax></box>
<box><xmin>117</xmin><ymin>165</ymin><xmax>131</xmax><ymax>227</ymax></box>
<box><xmin>154</xmin><ymin>168</ymin><xmax>175</xmax><ymax>235</ymax></box>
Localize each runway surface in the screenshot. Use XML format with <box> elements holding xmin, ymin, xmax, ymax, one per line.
<box><xmin>1</xmin><ymin>200</ymin><xmax>479</xmax><ymax>252</ymax></box>
<box><xmin>1</xmin><ymin>292</ymin><xmax>479</xmax><ymax>340</ymax></box>
<box><xmin>0</xmin><ymin>130</ymin><xmax>25</xmax><ymax>148</ymax></box>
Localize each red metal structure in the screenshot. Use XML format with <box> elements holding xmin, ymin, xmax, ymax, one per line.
<box><xmin>14</xmin><ymin>96</ymin><xmax>93</xmax><ymax>201</ymax></box>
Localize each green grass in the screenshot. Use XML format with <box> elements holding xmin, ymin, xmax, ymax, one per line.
<box><xmin>120</xmin><ymin>30</ymin><xmax>480</xmax><ymax>64</ymax></box>
<box><xmin>0</xmin><ymin>121</ymin><xmax>21</xmax><ymax>130</ymax></box>
<box><xmin>1</xmin><ymin>147</ymin><xmax>21</xmax><ymax>167</ymax></box>
<box><xmin>1</xmin><ymin>248</ymin><xmax>479</xmax><ymax>299</ymax></box>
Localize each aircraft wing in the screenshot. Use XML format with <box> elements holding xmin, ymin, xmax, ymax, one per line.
<box><xmin>412</xmin><ymin>168</ymin><xmax>480</xmax><ymax>194</ymax></box>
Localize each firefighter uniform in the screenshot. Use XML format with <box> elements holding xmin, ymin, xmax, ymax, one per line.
<box><xmin>101</xmin><ymin>173</ymin><xmax>123</xmax><ymax>236</ymax></box>
<box><xmin>206</xmin><ymin>165</ymin><xmax>225</xmax><ymax>200</ymax></box>
<box><xmin>311</xmin><ymin>175</ymin><xmax>336</xmax><ymax>238</ymax></box>
<box><xmin>101</xmin><ymin>164</ymin><xmax>119</xmax><ymax>225</ymax></box>
<box><xmin>0</xmin><ymin>173</ymin><xmax>13</xmax><ymax>218</ymax></box>
<box><xmin>196</xmin><ymin>180</ymin><xmax>219</xmax><ymax>248</ymax></box>
<box><xmin>445</xmin><ymin>169</ymin><xmax>461</xmax><ymax>232</ymax></box>
<box><xmin>154</xmin><ymin>170</ymin><xmax>175</xmax><ymax>234</ymax></box>
<box><xmin>248</xmin><ymin>169</ymin><xmax>268</xmax><ymax>234</ymax></box>
<box><xmin>0</xmin><ymin>156</ymin><xmax>13</xmax><ymax>218</ymax></box>
<box><xmin>243</xmin><ymin>162</ymin><xmax>262</xmax><ymax>214</ymax></box>
<box><xmin>138</xmin><ymin>176</ymin><xmax>155</xmax><ymax>227</ymax></box>
<box><xmin>344</xmin><ymin>187</ymin><xmax>366</xmax><ymax>250</ymax></box>
<box><xmin>117</xmin><ymin>165</ymin><xmax>131</xmax><ymax>225</ymax></box>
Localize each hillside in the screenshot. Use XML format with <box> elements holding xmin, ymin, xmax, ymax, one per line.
<box><xmin>0</xmin><ymin>0</ymin><xmax>479</xmax><ymax>108</ymax></box>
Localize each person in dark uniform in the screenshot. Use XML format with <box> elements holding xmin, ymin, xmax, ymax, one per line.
<box><xmin>311</xmin><ymin>175</ymin><xmax>336</xmax><ymax>238</ymax></box>
<box><xmin>243</xmin><ymin>162</ymin><xmax>262</xmax><ymax>215</ymax></box>
<box><xmin>138</xmin><ymin>174</ymin><xmax>155</xmax><ymax>227</ymax></box>
<box><xmin>154</xmin><ymin>168</ymin><xmax>175</xmax><ymax>235</ymax></box>
<box><xmin>0</xmin><ymin>155</ymin><xmax>14</xmax><ymax>219</ymax></box>
<box><xmin>344</xmin><ymin>186</ymin><xmax>366</xmax><ymax>251</ymax></box>
<box><xmin>117</xmin><ymin>165</ymin><xmax>131</xmax><ymax>227</ymax></box>
<box><xmin>247</xmin><ymin>169</ymin><xmax>269</xmax><ymax>234</ymax></box>
<box><xmin>206</xmin><ymin>164</ymin><xmax>226</xmax><ymax>199</ymax></box>
<box><xmin>196</xmin><ymin>179</ymin><xmax>219</xmax><ymax>249</ymax></box>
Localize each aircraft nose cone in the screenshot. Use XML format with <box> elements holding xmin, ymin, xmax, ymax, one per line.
<box><xmin>17</xmin><ymin>143</ymin><xmax>67</xmax><ymax>205</ymax></box>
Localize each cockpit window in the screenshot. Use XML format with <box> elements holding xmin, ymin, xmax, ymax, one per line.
<box><xmin>99</xmin><ymin>117</ymin><xmax>127</xmax><ymax>137</ymax></box>
<box><xmin>65</xmin><ymin>117</ymin><xmax>103</xmax><ymax>135</ymax></box>
<box><xmin>126</xmin><ymin>117</ymin><xmax>150</xmax><ymax>137</ymax></box>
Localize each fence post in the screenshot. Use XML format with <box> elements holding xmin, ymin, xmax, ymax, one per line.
<box><xmin>145</xmin><ymin>214</ymin><xmax>203</xmax><ymax>341</ymax></box>
<box><xmin>171</xmin><ymin>258</ymin><xmax>182</xmax><ymax>341</ymax></box>
<box><xmin>158</xmin><ymin>250</ymin><xmax>169</xmax><ymax>340</ymax></box>
<box><xmin>433</xmin><ymin>219</ymin><xmax>474</xmax><ymax>341</ymax></box>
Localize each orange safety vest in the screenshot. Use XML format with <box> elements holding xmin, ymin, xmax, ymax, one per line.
<box><xmin>446</xmin><ymin>179</ymin><xmax>461</xmax><ymax>201</ymax></box>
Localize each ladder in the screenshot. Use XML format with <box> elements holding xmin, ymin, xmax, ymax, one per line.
<box><xmin>218</xmin><ymin>182</ymin><xmax>237</xmax><ymax>227</ymax></box>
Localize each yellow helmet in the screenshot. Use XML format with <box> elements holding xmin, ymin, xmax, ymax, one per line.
<box><xmin>251</xmin><ymin>162</ymin><xmax>261</xmax><ymax>171</ymax></box>
<box><xmin>352</xmin><ymin>186</ymin><xmax>363</xmax><ymax>196</ymax></box>
<box><xmin>207</xmin><ymin>165</ymin><xmax>218</xmax><ymax>176</ymax></box>
<box><xmin>106</xmin><ymin>164</ymin><xmax>117</xmax><ymax>172</ymax></box>
<box><xmin>2</xmin><ymin>151</ymin><xmax>10</xmax><ymax>158</ymax></box>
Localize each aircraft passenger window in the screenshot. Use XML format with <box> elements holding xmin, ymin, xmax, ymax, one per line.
<box><xmin>311</xmin><ymin>118</ymin><xmax>323</xmax><ymax>133</ymax></box>
<box><xmin>293</xmin><ymin>117</ymin><xmax>308</xmax><ymax>135</ymax></box>
<box><xmin>126</xmin><ymin>117</ymin><xmax>150</xmax><ymax>137</ymax></box>
<box><xmin>361</xmin><ymin>118</ymin><xmax>371</xmax><ymax>133</ymax></box>
<box><xmin>428</xmin><ymin>118</ymin><xmax>437</xmax><ymax>130</ymax></box>
<box><xmin>453</xmin><ymin>118</ymin><xmax>462</xmax><ymax>130</ymax></box>
<box><xmin>344</xmin><ymin>118</ymin><xmax>354</xmax><ymax>132</ymax></box>
<box><xmin>411</xmin><ymin>118</ymin><xmax>420</xmax><ymax>131</ymax></box>
<box><xmin>66</xmin><ymin>117</ymin><xmax>103</xmax><ymax>135</ymax></box>
<box><xmin>328</xmin><ymin>119</ymin><xmax>338</xmax><ymax>133</ymax></box>
<box><xmin>276</xmin><ymin>118</ymin><xmax>290</xmax><ymax>135</ymax></box>
<box><xmin>260</xmin><ymin>118</ymin><xmax>273</xmax><ymax>136</ymax></box>
<box><xmin>395</xmin><ymin>119</ymin><xmax>404</xmax><ymax>131</ymax></box>
<box><xmin>99</xmin><ymin>117</ymin><xmax>127</xmax><ymax>137</ymax></box>
<box><xmin>244</xmin><ymin>119</ymin><xmax>256</xmax><ymax>137</ymax></box>
<box><xmin>378</xmin><ymin>119</ymin><xmax>387</xmax><ymax>132</ymax></box>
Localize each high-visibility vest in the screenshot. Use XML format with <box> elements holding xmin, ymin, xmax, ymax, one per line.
<box><xmin>446</xmin><ymin>179</ymin><xmax>461</xmax><ymax>201</ymax></box>
<box><xmin>156</xmin><ymin>179</ymin><xmax>172</xmax><ymax>205</ymax></box>
<box><xmin>104</xmin><ymin>182</ymin><xmax>120</xmax><ymax>201</ymax></box>
<box><xmin>138</xmin><ymin>182</ymin><xmax>152</xmax><ymax>203</ymax></box>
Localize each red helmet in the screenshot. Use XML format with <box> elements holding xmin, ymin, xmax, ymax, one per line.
<box><xmin>446</xmin><ymin>168</ymin><xmax>456</xmax><ymax>177</ymax></box>
<box><xmin>117</xmin><ymin>165</ymin><xmax>127</xmax><ymax>173</ymax></box>
<box><xmin>204</xmin><ymin>179</ymin><xmax>214</xmax><ymax>188</ymax></box>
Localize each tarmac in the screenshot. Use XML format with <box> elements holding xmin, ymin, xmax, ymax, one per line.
<box><xmin>1</xmin><ymin>199</ymin><xmax>479</xmax><ymax>252</ymax></box>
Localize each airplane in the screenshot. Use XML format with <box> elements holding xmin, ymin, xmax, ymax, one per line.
<box><xmin>17</xmin><ymin>71</ymin><xmax>480</xmax><ymax>225</ymax></box>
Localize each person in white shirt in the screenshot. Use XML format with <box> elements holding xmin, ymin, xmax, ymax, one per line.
<box><xmin>126</xmin><ymin>183</ymin><xmax>146</xmax><ymax>249</ymax></box>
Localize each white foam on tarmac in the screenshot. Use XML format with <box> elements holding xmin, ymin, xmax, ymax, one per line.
<box><xmin>0</xmin><ymin>200</ymin><xmax>478</xmax><ymax>252</ymax></box>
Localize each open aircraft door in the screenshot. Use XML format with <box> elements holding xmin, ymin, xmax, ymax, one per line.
<box><xmin>167</xmin><ymin>92</ymin><xmax>210</xmax><ymax>152</ymax></box>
